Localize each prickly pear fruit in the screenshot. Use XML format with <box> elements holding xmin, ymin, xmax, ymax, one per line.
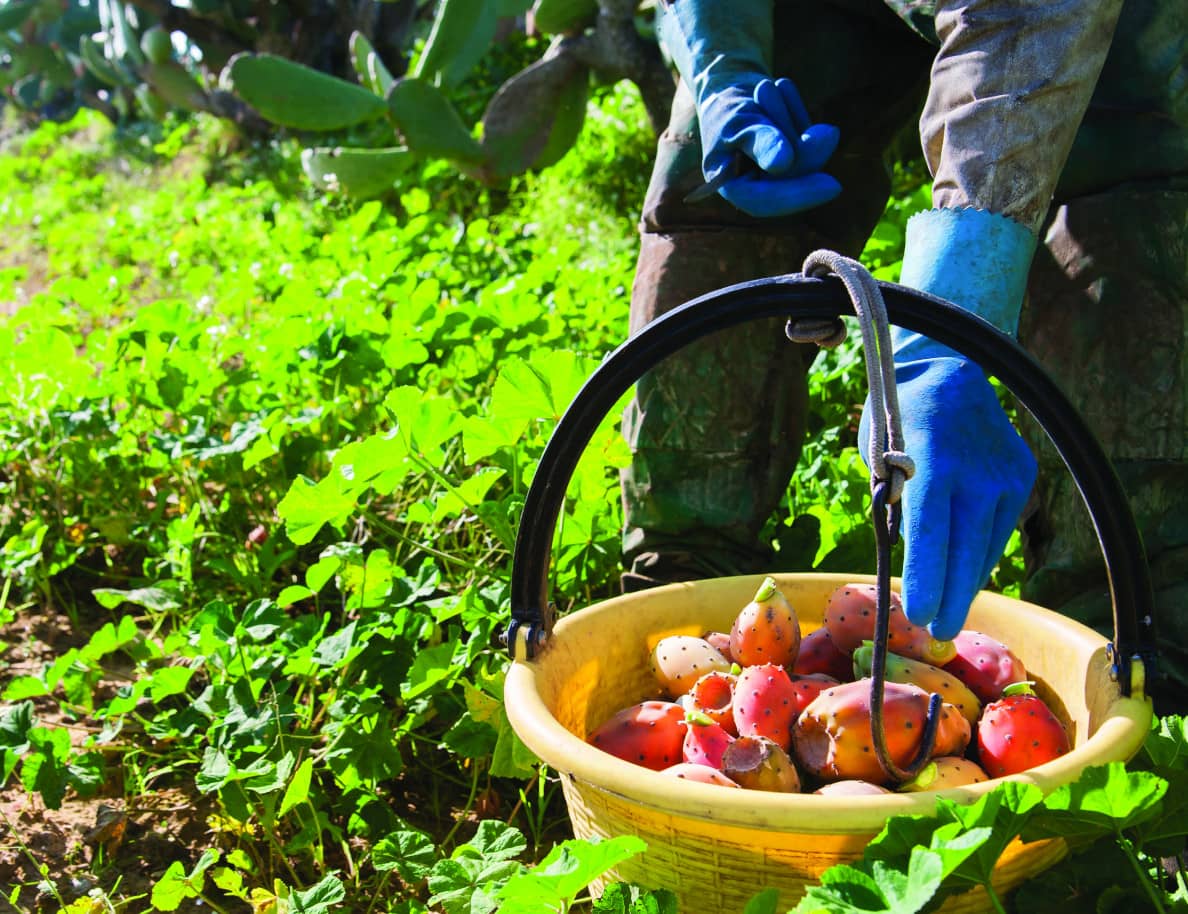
<box><xmin>823</xmin><ymin>583</ymin><xmax>956</xmax><ymax>664</ymax></box>
<box><xmin>852</xmin><ymin>642</ymin><xmax>982</xmax><ymax>726</ymax></box>
<box><xmin>688</xmin><ymin>670</ymin><xmax>738</xmax><ymax>735</ymax></box>
<box><xmin>790</xmin><ymin>674</ymin><xmax>840</xmax><ymax>718</ymax></box>
<box><xmin>721</xmin><ymin>735</ymin><xmax>801</xmax><ymax>792</ymax></box>
<box><xmin>661</xmin><ymin>763</ymin><xmax>741</xmax><ymax>788</ymax></box>
<box><xmin>976</xmin><ymin>682</ymin><xmax>1070</xmax><ymax>777</ymax></box>
<box><xmin>140</xmin><ymin>26</ymin><xmax>173</xmax><ymax>65</ymax></box>
<box><xmin>703</xmin><ymin>630</ymin><xmax>734</xmax><ymax>663</ymax></box>
<box><xmin>587</xmin><ymin>700</ymin><xmax>686</xmax><ymax>771</ymax></box>
<box><xmin>899</xmin><ymin>756</ymin><xmax>989</xmax><ymax>792</ymax></box>
<box><xmin>793</xmin><ymin>679</ymin><xmax>970</xmax><ymax>785</ymax></box>
<box><xmin>813</xmin><ymin>780</ymin><xmax>893</xmax><ymax>796</ymax></box>
<box><xmin>682</xmin><ymin>710</ymin><xmax>734</xmax><ymax>769</ymax></box>
<box><xmin>650</xmin><ymin>635</ymin><xmax>732</xmax><ymax>698</ymax></box>
<box><xmin>943</xmin><ymin>630</ymin><xmax>1028</xmax><ymax>704</ymax></box>
<box><xmin>733</xmin><ymin>663</ymin><xmax>799</xmax><ymax>751</ymax></box>
<box><xmin>792</xmin><ymin>627</ymin><xmax>853</xmax><ymax>681</ymax></box>
<box><xmin>730</xmin><ymin>576</ymin><xmax>802</xmax><ymax>668</ymax></box>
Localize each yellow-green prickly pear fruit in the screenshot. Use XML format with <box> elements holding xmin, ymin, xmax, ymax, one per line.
<box><xmin>898</xmin><ymin>756</ymin><xmax>989</xmax><ymax>792</ymax></box>
<box><xmin>852</xmin><ymin>642</ymin><xmax>982</xmax><ymax>726</ymax></box>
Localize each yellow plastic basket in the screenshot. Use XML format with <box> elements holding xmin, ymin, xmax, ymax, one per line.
<box><xmin>505</xmin><ymin>573</ymin><xmax>1150</xmax><ymax>912</ymax></box>
<box><xmin>502</xmin><ymin>270</ymin><xmax>1157</xmax><ymax>913</ymax></box>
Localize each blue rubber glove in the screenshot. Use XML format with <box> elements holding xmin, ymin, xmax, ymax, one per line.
<box><xmin>863</xmin><ymin>208</ymin><xmax>1040</xmax><ymax>640</ymax></box>
<box><xmin>658</xmin><ymin>0</ymin><xmax>841</xmax><ymax>217</ymax></box>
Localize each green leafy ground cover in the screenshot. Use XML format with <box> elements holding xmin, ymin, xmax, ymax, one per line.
<box><xmin>1</xmin><ymin>95</ymin><xmax>1185</xmax><ymax>914</ymax></box>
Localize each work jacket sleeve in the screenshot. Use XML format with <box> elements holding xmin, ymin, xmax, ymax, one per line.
<box><xmin>920</xmin><ymin>0</ymin><xmax>1125</xmax><ymax>232</ymax></box>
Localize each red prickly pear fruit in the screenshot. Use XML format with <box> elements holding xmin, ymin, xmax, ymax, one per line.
<box><xmin>790</xmin><ymin>674</ymin><xmax>840</xmax><ymax>718</ymax></box>
<box><xmin>703</xmin><ymin>630</ymin><xmax>735</xmax><ymax>663</ymax></box>
<box><xmin>943</xmin><ymin>630</ymin><xmax>1028</xmax><ymax>704</ymax></box>
<box><xmin>587</xmin><ymin>700</ymin><xmax>687</xmax><ymax>771</ymax></box>
<box><xmin>852</xmin><ymin>642</ymin><xmax>982</xmax><ymax>726</ymax></box>
<box><xmin>792</xmin><ymin>628</ymin><xmax>853</xmax><ymax>681</ymax></box>
<box><xmin>721</xmin><ymin>735</ymin><xmax>801</xmax><ymax>792</ymax></box>
<box><xmin>899</xmin><ymin>756</ymin><xmax>989</xmax><ymax>792</ymax></box>
<box><xmin>649</xmin><ymin>635</ymin><xmax>732</xmax><ymax>697</ymax></box>
<box><xmin>661</xmin><ymin>762</ymin><xmax>741</xmax><ymax>788</ymax></box>
<box><xmin>688</xmin><ymin>670</ymin><xmax>739</xmax><ymax>735</ymax></box>
<box><xmin>812</xmin><ymin>779</ymin><xmax>893</xmax><ymax>796</ymax></box>
<box><xmin>823</xmin><ymin>583</ymin><xmax>956</xmax><ymax>664</ymax></box>
<box><xmin>732</xmin><ymin>662</ymin><xmax>799</xmax><ymax>751</ymax></box>
<box><xmin>730</xmin><ymin>576</ymin><xmax>802</xmax><ymax>668</ymax></box>
<box><xmin>682</xmin><ymin>710</ymin><xmax>735</xmax><ymax>769</ymax></box>
<box><xmin>976</xmin><ymin>681</ymin><xmax>1071</xmax><ymax>777</ymax></box>
<box><xmin>792</xmin><ymin>679</ymin><xmax>970</xmax><ymax>785</ymax></box>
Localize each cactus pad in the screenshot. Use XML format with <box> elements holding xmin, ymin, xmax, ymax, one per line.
<box><xmin>227</xmin><ymin>52</ymin><xmax>389</xmax><ymax>131</ymax></box>
<box><xmin>348</xmin><ymin>31</ymin><xmax>395</xmax><ymax>98</ymax></box>
<box><xmin>301</xmin><ymin>146</ymin><xmax>415</xmax><ymax>199</ymax></box>
<box><xmin>0</xmin><ymin>0</ymin><xmax>37</xmax><ymax>31</ymax></box>
<box><xmin>413</xmin><ymin>0</ymin><xmax>497</xmax><ymax>88</ymax></box>
<box><xmin>140</xmin><ymin>61</ymin><xmax>210</xmax><ymax>112</ymax></box>
<box><xmin>530</xmin><ymin>0</ymin><xmax>598</xmax><ymax>35</ymax></box>
<box><xmin>386</xmin><ymin>77</ymin><xmax>485</xmax><ymax>165</ymax></box>
<box><xmin>479</xmin><ymin>48</ymin><xmax>589</xmax><ymax>181</ymax></box>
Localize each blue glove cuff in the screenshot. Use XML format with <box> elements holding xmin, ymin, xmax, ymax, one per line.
<box><xmin>894</xmin><ymin>208</ymin><xmax>1037</xmax><ymax>359</ymax></box>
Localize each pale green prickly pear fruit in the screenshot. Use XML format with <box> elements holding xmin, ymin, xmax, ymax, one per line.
<box><xmin>226</xmin><ymin>52</ymin><xmax>389</xmax><ymax>131</ymax></box>
<box><xmin>140</xmin><ymin>25</ymin><xmax>173</xmax><ymax>65</ymax></box>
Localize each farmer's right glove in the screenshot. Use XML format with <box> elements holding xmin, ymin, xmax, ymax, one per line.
<box><xmin>658</xmin><ymin>0</ymin><xmax>841</xmax><ymax>217</ymax></box>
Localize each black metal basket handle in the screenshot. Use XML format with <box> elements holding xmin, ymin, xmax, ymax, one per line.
<box><xmin>504</xmin><ymin>271</ymin><xmax>1158</xmax><ymax>697</ymax></box>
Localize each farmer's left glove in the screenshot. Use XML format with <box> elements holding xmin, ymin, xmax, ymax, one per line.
<box><xmin>659</xmin><ymin>0</ymin><xmax>841</xmax><ymax>216</ymax></box>
<box><xmin>862</xmin><ymin>207</ymin><xmax>1039</xmax><ymax>640</ymax></box>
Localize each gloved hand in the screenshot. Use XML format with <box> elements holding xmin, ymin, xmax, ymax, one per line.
<box><xmin>658</xmin><ymin>0</ymin><xmax>841</xmax><ymax>217</ymax></box>
<box><xmin>862</xmin><ymin>208</ymin><xmax>1040</xmax><ymax>640</ymax></box>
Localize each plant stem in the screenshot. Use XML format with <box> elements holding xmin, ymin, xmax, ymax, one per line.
<box><xmin>1118</xmin><ymin>833</ymin><xmax>1168</xmax><ymax>914</ymax></box>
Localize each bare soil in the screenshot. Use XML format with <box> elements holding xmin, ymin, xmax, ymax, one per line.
<box><xmin>0</xmin><ymin>607</ymin><xmax>219</xmax><ymax>914</ymax></box>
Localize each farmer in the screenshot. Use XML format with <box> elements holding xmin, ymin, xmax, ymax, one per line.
<box><xmin>620</xmin><ymin>0</ymin><xmax>1187</xmax><ymax>710</ymax></box>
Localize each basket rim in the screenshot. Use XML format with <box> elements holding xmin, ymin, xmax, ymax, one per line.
<box><xmin>504</xmin><ymin>572</ymin><xmax>1153</xmax><ymax>834</ymax></box>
